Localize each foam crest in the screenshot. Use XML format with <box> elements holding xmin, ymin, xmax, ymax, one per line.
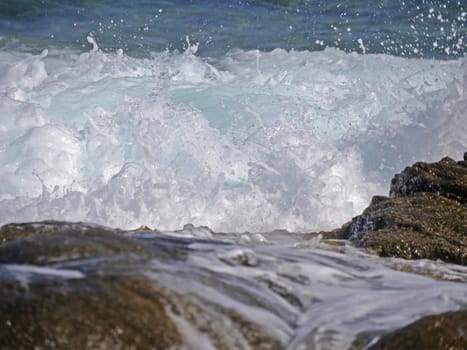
<box><xmin>0</xmin><ymin>46</ymin><xmax>465</xmax><ymax>231</ymax></box>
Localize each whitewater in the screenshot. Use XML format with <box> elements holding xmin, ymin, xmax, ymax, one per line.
<box><xmin>0</xmin><ymin>37</ymin><xmax>466</xmax><ymax>231</ymax></box>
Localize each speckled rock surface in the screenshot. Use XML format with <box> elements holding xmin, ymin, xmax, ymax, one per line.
<box><xmin>367</xmin><ymin>310</ymin><xmax>467</xmax><ymax>350</ymax></box>
<box><xmin>0</xmin><ymin>222</ymin><xmax>283</xmax><ymax>350</ymax></box>
<box><xmin>0</xmin><ymin>276</ymin><xmax>182</xmax><ymax>350</ymax></box>
<box><xmin>335</xmin><ymin>156</ymin><xmax>467</xmax><ymax>265</ymax></box>
<box><xmin>390</xmin><ymin>155</ymin><xmax>467</xmax><ymax>204</ymax></box>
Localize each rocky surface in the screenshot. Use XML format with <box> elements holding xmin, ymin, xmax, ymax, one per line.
<box><xmin>0</xmin><ymin>222</ymin><xmax>283</xmax><ymax>350</ymax></box>
<box><xmin>366</xmin><ymin>310</ymin><xmax>467</xmax><ymax>350</ymax></box>
<box><xmin>333</xmin><ymin>155</ymin><xmax>467</xmax><ymax>265</ymax></box>
<box><xmin>0</xmin><ymin>276</ymin><xmax>181</xmax><ymax>350</ymax></box>
<box><xmin>390</xmin><ymin>155</ymin><xmax>467</xmax><ymax>204</ymax></box>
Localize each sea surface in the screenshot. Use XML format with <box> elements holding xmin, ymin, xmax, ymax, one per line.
<box><xmin>0</xmin><ymin>1</ymin><xmax>466</xmax><ymax>349</ymax></box>
<box><xmin>0</xmin><ymin>0</ymin><xmax>466</xmax><ymax>231</ymax></box>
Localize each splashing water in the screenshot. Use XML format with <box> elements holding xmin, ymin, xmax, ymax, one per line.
<box><xmin>0</xmin><ymin>0</ymin><xmax>466</xmax><ymax>231</ymax></box>
<box><xmin>0</xmin><ymin>39</ymin><xmax>466</xmax><ymax>231</ymax></box>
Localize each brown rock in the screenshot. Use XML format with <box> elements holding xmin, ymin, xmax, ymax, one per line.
<box><xmin>390</xmin><ymin>156</ymin><xmax>467</xmax><ymax>204</ymax></box>
<box><xmin>367</xmin><ymin>310</ymin><xmax>467</xmax><ymax>350</ymax></box>
<box><xmin>0</xmin><ymin>276</ymin><xmax>181</xmax><ymax>350</ymax></box>
<box><xmin>336</xmin><ymin>156</ymin><xmax>467</xmax><ymax>264</ymax></box>
<box><xmin>0</xmin><ymin>222</ymin><xmax>283</xmax><ymax>350</ymax></box>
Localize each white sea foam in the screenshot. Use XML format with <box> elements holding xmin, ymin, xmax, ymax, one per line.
<box><xmin>0</xmin><ymin>45</ymin><xmax>465</xmax><ymax>232</ymax></box>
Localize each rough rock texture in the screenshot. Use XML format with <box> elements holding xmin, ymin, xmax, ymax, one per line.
<box><xmin>336</xmin><ymin>156</ymin><xmax>467</xmax><ymax>265</ymax></box>
<box><xmin>367</xmin><ymin>310</ymin><xmax>467</xmax><ymax>350</ymax></box>
<box><xmin>0</xmin><ymin>222</ymin><xmax>283</xmax><ymax>350</ymax></box>
<box><xmin>0</xmin><ymin>276</ymin><xmax>182</xmax><ymax>350</ymax></box>
<box><xmin>390</xmin><ymin>156</ymin><xmax>467</xmax><ymax>204</ymax></box>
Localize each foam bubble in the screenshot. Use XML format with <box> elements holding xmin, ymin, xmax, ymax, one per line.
<box><xmin>0</xmin><ymin>46</ymin><xmax>465</xmax><ymax>231</ymax></box>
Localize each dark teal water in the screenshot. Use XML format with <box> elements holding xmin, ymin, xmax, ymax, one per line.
<box><xmin>1</xmin><ymin>0</ymin><xmax>466</xmax><ymax>58</ymax></box>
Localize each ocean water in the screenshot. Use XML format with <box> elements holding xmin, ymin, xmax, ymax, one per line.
<box><xmin>0</xmin><ymin>0</ymin><xmax>467</xmax><ymax>232</ymax></box>
<box><xmin>0</xmin><ymin>2</ymin><xmax>466</xmax><ymax>348</ymax></box>
<box><xmin>0</xmin><ymin>0</ymin><xmax>466</xmax><ymax>231</ymax></box>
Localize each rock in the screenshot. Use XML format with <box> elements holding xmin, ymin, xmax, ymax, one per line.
<box><xmin>390</xmin><ymin>156</ymin><xmax>467</xmax><ymax>204</ymax></box>
<box><xmin>365</xmin><ymin>310</ymin><xmax>467</xmax><ymax>350</ymax></box>
<box><xmin>0</xmin><ymin>221</ymin><xmax>283</xmax><ymax>350</ymax></box>
<box><xmin>0</xmin><ymin>276</ymin><xmax>182</xmax><ymax>350</ymax></box>
<box><xmin>336</xmin><ymin>156</ymin><xmax>467</xmax><ymax>265</ymax></box>
<box><xmin>0</xmin><ymin>221</ymin><xmax>151</xmax><ymax>265</ymax></box>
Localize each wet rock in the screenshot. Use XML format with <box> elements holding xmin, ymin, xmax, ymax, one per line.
<box><xmin>0</xmin><ymin>274</ymin><xmax>283</xmax><ymax>350</ymax></box>
<box><xmin>336</xmin><ymin>156</ymin><xmax>467</xmax><ymax>265</ymax></box>
<box><xmin>390</xmin><ymin>156</ymin><xmax>467</xmax><ymax>204</ymax></box>
<box><xmin>366</xmin><ymin>310</ymin><xmax>467</xmax><ymax>350</ymax></box>
<box><xmin>0</xmin><ymin>221</ymin><xmax>150</xmax><ymax>265</ymax></box>
<box><xmin>0</xmin><ymin>220</ymin><xmax>112</xmax><ymax>243</ymax></box>
<box><xmin>0</xmin><ymin>276</ymin><xmax>181</xmax><ymax>350</ymax></box>
<box><xmin>0</xmin><ymin>221</ymin><xmax>195</xmax><ymax>265</ymax></box>
<box><xmin>0</xmin><ymin>221</ymin><xmax>284</xmax><ymax>350</ymax></box>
